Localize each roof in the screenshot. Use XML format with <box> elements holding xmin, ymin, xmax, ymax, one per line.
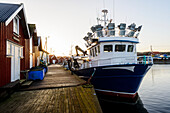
<box><xmin>152</xmin><ymin>51</ymin><xmax>160</xmax><ymax>54</ymax></box>
<box><xmin>28</xmin><ymin>24</ymin><xmax>36</xmax><ymax>36</ymax></box>
<box><xmin>28</xmin><ymin>24</ymin><xmax>38</xmax><ymax>45</ymax></box>
<box><xmin>0</xmin><ymin>3</ymin><xmax>20</xmax><ymax>22</ymax></box>
<box><xmin>0</xmin><ymin>3</ymin><xmax>30</xmax><ymax>38</ymax></box>
<box><xmin>35</xmin><ymin>36</ymin><xmax>41</xmax><ymax>46</ymax></box>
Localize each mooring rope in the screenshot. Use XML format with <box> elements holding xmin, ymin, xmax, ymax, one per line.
<box><xmin>87</xmin><ymin>68</ymin><xmax>96</xmax><ymax>84</ymax></box>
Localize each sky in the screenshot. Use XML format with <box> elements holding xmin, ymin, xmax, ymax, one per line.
<box><xmin>1</xmin><ymin>0</ymin><xmax>170</xmax><ymax>55</ymax></box>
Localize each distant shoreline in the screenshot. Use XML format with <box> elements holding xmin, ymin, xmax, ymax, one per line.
<box><xmin>153</xmin><ymin>59</ymin><xmax>170</xmax><ymax>64</ymax></box>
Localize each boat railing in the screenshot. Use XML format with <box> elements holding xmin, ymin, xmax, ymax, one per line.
<box><xmin>91</xmin><ymin>56</ymin><xmax>137</xmax><ymax>67</ymax></box>
<box><xmin>137</xmin><ymin>56</ymin><xmax>153</xmax><ymax>64</ymax></box>
<box><xmin>90</xmin><ymin>56</ymin><xmax>153</xmax><ymax>67</ymax></box>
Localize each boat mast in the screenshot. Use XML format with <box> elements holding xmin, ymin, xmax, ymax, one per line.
<box><xmin>97</xmin><ymin>9</ymin><xmax>108</xmax><ymax>28</ymax></box>
<box><xmin>102</xmin><ymin>9</ymin><xmax>108</xmax><ymax>28</ymax></box>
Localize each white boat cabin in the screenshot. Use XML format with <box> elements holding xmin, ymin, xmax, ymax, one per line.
<box><xmin>88</xmin><ymin>37</ymin><xmax>138</xmax><ymax>67</ymax></box>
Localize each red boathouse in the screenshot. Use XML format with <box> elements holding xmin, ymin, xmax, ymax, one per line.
<box><xmin>0</xmin><ymin>3</ymin><xmax>30</xmax><ymax>87</ymax></box>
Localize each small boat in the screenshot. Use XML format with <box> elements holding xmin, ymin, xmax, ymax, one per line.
<box><xmin>68</xmin><ymin>9</ymin><xmax>153</xmax><ymax>98</ymax></box>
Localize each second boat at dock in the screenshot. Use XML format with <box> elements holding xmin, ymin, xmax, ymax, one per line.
<box><xmin>68</xmin><ymin>9</ymin><xmax>153</xmax><ymax>98</ymax></box>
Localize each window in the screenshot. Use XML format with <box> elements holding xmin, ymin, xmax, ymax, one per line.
<box><xmin>13</xmin><ymin>16</ymin><xmax>19</xmax><ymax>35</ymax></box>
<box><xmin>92</xmin><ymin>48</ymin><xmax>95</xmax><ymax>57</ymax></box>
<box><xmin>109</xmin><ymin>30</ymin><xmax>115</xmax><ymax>36</ymax></box>
<box><xmin>6</xmin><ymin>41</ymin><xmax>12</xmax><ymax>56</ymax></box>
<box><xmin>20</xmin><ymin>47</ymin><xmax>23</xmax><ymax>58</ymax></box>
<box><xmin>127</xmin><ymin>45</ymin><xmax>134</xmax><ymax>52</ymax></box>
<box><xmin>98</xmin><ymin>45</ymin><xmax>100</xmax><ymax>53</ymax></box>
<box><xmin>104</xmin><ymin>45</ymin><xmax>113</xmax><ymax>52</ymax></box>
<box><xmin>90</xmin><ymin>49</ymin><xmax>92</xmax><ymax>56</ymax></box>
<box><xmin>97</xmin><ymin>31</ymin><xmax>103</xmax><ymax>37</ymax></box>
<box><xmin>95</xmin><ymin>47</ymin><xmax>98</xmax><ymax>56</ymax></box>
<box><xmin>115</xmin><ymin>45</ymin><xmax>126</xmax><ymax>52</ymax></box>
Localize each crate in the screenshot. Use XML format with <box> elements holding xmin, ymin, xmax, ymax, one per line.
<box><xmin>28</xmin><ymin>69</ymin><xmax>45</xmax><ymax>80</ymax></box>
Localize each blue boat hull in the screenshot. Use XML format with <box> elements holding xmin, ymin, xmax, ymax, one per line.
<box><xmin>73</xmin><ymin>64</ymin><xmax>152</xmax><ymax>95</ymax></box>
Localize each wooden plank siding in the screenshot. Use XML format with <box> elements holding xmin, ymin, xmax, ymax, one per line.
<box><xmin>0</xmin><ymin>18</ymin><xmax>30</xmax><ymax>87</ymax></box>
<box><xmin>0</xmin><ymin>22</ymin><xmax>10</xmax><ymax>87</ymax></box>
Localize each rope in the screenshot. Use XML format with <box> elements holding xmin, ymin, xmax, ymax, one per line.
<box><xmin>78</xmin><ymin>68</ymin><xmax>96</xmax><ymax>86</ymax></box>
<box><xmin>87</xmin><ymin>68</ymin><xmax>96</xmax><ymax>84</ymax></box>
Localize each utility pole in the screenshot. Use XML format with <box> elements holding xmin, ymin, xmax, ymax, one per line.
<box><xmin>69</xmin><ymin>44</ymin><xmax>74</xmax><ymax>56</ymax></box>
<box><xmin>44</xmin><ymin>36</ymin><xmax>50</xmax><ymax>51</ymax></box>
<box><xmin>150</xmin><ymin>45</ymin><xmax>153</xmax><ymax>56</ymax></box>
<box><xmin>150</xmin><ymin>45</ymin><xmax>153</xmax><ymax>52</ymax></box>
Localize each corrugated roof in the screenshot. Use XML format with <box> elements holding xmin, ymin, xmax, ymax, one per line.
<box><xmin>0</xmin><ymin>3</ymin><xmax>21</xmax><ymax>22</ymax></box>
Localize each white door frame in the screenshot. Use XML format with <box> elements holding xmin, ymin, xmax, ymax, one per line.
<box><xmin>30</xmin><ymin>36</ymin><xmax>33</xmax><ymax>68</ymax></box>
<box><xmin>11</xmin><ymin>43</ymin><xmax>21</xmax><ymax>82</ymax></box>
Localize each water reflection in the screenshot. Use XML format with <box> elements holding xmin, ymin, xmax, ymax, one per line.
<box><xmin>139</xmin><ymin>64</ymin><xmax>170</xmax><ymax>113</ymax></box>
<box><xmin>97</xmin><ymin>93</ymin><xmax>148</xmax><ymax>113</ymax></box>
<box><xmin>97</xmin><ymin>65</ymin><xmax>170</xmax><ymax>113</ymax></box>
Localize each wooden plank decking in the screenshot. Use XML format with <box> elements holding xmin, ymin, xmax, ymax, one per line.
<box><xmin>0</xmin><ymin>64</ymin><xmax>102</xmax><ymax>113</ymax></box>
<box><xmin>20</xmin><ymin>65</ymin><xmax>85</xmax><ymax>91</ymax></box>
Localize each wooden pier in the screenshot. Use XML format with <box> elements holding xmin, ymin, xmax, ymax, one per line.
<box><xmin>0</xmin><ymin>64</ymin><xmax>102</xmax><ymax>113</ymax></box>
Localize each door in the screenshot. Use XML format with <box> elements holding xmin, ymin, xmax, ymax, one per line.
<box><xmin>30</xmin><ymin>54</ymin><xmax>33</xmax><ymax>68</ymax></box>
<box><xmin>53</xmin><ymin>60</ymin><xmax>56</xmax><ymax>64</ymax></box>
<box><xmin>30</xmin><ymin>37</ymin><xmax>33</xmax><ymax>68</ymax></box>
<box><xmin>11</xmin><ymin>44</ymin><xmax>20</xmax><ymax>82</ymax></box>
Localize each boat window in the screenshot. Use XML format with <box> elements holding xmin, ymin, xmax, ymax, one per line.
<box><xmin>95</xmin><ymin>47</ymin><xmax>98</xmax><ymax>56</ymax></box>
<box><xmin>90</xmin><ymin>49</ymin><xmax>92</xmax><ymax>56</ymax></box>
<box><xmin>92</xmin><ymin>48</ymin><xmax>95</xmax><ymax>57</ymax></box>
<box><xmin>97</xmin><ymin>31</ymin><xmax>103</xmax><ymax>37</ymax></box>
<box><xmin>127</xmin><ymin>45</ymin><xmax>134</xmax><ymax>52</ymax></box>
<box><xmin>115</xmin><ymin>45</ymin><xmax>126</xmax><ymax>52</ymax></box>
<box><xmin>104</xmin><ymin>45</ymin><xmax>113</xmax><ymax>52</ymax></box>
<box><xmin>98</xmin><ymin>45</ymin><xmax>100</xmax><ymax>53</ymax></box>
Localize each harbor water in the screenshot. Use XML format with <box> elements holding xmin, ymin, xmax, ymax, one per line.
<box><xmin>97</xmin><ymin>64</ymin><xmax>170</xmax><ymax>113</ymax></box>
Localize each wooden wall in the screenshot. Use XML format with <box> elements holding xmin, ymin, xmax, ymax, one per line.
<box><xmin>49</xmin><ymin>55</ymin><xmax>58</xmax><ymax>64</ymax></box>
<box><xmin>0</xmin><ymin>19</ymin><xmax>30</xmax><ymax>87</ymax></box>
<box><xmin>32</xmin><ymin>53</ymin><xmax>35</xmax><ymax>67</ymax></box>
<box><xmin>0</xmin><ymin>23</ymin><xmax>11</xmax><ymax>87</ymax></box>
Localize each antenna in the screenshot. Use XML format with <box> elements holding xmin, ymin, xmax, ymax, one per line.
<box><xmin>125</xmin><ymin>16</ymin><xmax>127</xmax><ymax>23</ymax></box>
<box><xmin>102</xmin><ymin>9</ymin><xmax>108</xmax><ymax>28</ymax></box>
<box><xmin>112</xmin><ymin>0</ymin><xmax>115</xmax><ymax>22</ymax></box>
<box><xmin>89</xmin><ymin>19</ymin><xmax>91</xmax><ymax>26</ymax></box>
<box><xmin>103</xmin><ymin>0</ymin><xmax>105</xmax><ymax>8</ymax></box>
<box><xmin>150</xmin><ymin>45</ymin><xmax>153</xmax><ymax>52</ymax></box>
<box><xmin>96</xmin><ymin>9</ymin><xmax>109</xmax><ymax>28</ymax></box>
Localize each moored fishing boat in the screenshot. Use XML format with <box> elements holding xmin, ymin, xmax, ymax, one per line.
<box><xmin>68</xmin><ymin>9</ymin><xmax>153</xmax><ymax>98</ymax></box>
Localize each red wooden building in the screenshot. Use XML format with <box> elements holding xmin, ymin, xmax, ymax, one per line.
<box><xmin>49</xmin><ymin>55</ymin><xmax>58</xmax><ymax>64</ymax></box>
<box><xmin>49</xmin><ymin>55</ymin><xmax>70</xmax><ymax>64</ymax></box>
<box><xmin>28</xmin><ymin>24</ymin><xmax>50</xmax><ymax>67</ymax></box>
<box><xmin>0</xmin><ymin>3</ymin><xmax>30</xmax><ymax>87</ymax></box>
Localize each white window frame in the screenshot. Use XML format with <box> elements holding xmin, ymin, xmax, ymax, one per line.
<box><xmin>98</xmin><ymin>45</ymin><xmax>100</xmax><ymax>53</ymax></box>
<box><xmin>6</xmin><ymin>41</ymin><xmax>12</xmax><ymax>57</ymax></box>
<box><xmin>115</xmin><ymin>44</ymin><xmax>126</xmax><ymax>52</ymax></box>
<box><xmin>13</xmin><ymin>16</ymin><xmax>19</xmax><ymax>35</ymax></box>
<box><xmin>30</xmin><ymin>36</ymin><xmax>33</xmax><ymax>53</ymax></box>
<box><xmin>104</xmin><ymin>45</ymin><xmax>113</xmax><ymax>52</ymax></box>
<box><xmin>6</xmin><ymin>40</ymin><xmax>23</xmax><ymax>58</ymax></box>
<box><xmin>20</xmin><ymin>47</ymin><xmax>24</xmax><ymax>58</ymax></box>
<box><xmin>127</xmin><ymin>45</ymin><xmax>134</xmax><ymax>52</ymax></box>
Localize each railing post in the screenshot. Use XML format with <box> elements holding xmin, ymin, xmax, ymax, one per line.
<box><xmin>143</xmin><ymin>55</ymin><xmax>146</xmax><ymax>65</ymax></box>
